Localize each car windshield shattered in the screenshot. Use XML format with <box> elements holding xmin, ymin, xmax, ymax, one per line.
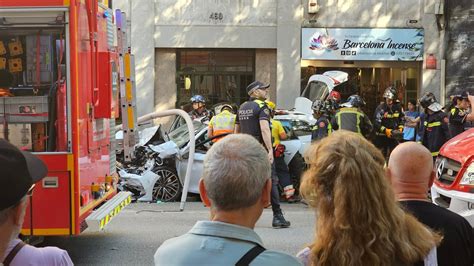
<box><xmin>166</xmin><ymin>120</ymin><xmax>207</xmax><ymax>148</ymax></box>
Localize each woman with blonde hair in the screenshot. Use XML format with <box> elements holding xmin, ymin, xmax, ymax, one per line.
<box><xmin>297</xmin><ymin>131</ymin><xmax>441</xmax><ymax>266</ymax></box>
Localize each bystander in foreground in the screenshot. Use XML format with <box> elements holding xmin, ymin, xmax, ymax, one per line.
<box><xmin>388</xmin><ymin>142</ymin><xmax>474</xmax><ymax>266</ymax></box>
<box><xmin>154</xmin><ymin>134</ymin><xmax>301</xmax><ymax>265</ymax></box>
<box><xmin>298</xmin><ymin>131</ymin><xmax>441</xmax><ymax>265</ymax></box>
<box><xmin>0</xmin><ymin>140</ymin><xmax>72</xmax><ymax>265</ymax></box>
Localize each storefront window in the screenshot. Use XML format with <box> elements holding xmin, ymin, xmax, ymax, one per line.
<box><xmin>176</xmin><ymin>49</ymin><xmax>254</xmax><ymax>110</ymax></box>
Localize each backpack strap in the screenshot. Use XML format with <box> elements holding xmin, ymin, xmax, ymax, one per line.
<box><xmin>235</xmin><ymin>245</ymin><xmax>266</xmax><ymax>266</ymax></box>
<box><xmin>3</xmin><ymin>241</ymin><xmax>26</xmax><ymax>266</ymax></box>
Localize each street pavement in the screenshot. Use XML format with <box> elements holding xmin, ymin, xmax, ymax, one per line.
<box><xmin>41</xmin><ymin>202</ymin><xmax>315</xmax><ymax>265</ymax></box>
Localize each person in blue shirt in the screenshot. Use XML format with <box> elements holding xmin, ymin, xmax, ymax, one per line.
<box><xmin>154</xmin><ymin>134</ymin><xmax>301</xmax><ymax>266</ymax></box>
<box><xmin>403</xmin><ymin>100</ymin><xmax>420</xmax><ymax>141</ymax></box>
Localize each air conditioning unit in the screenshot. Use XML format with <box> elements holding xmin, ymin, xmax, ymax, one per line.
<box><xmin>308</xmin><ymin>0</ymin><xmax>320</xmax><ymax>14</ymax></box>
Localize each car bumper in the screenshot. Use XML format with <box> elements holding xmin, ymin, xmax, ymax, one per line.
<box><xmin>431</xmin><ymin>185</ymin><xmax>474</xmax><ymax>226</ymax></box>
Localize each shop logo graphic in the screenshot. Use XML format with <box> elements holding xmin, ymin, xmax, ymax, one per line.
<box><xmin>309</xmin><ymin>32</ymin><xmax>339</xmax><ymax>51</ymax></box>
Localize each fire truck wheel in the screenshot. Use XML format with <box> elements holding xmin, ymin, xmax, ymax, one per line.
<box><xmin>152</xmin><ymin>166</ymin><xmax>182</xmax><ymax>202</ymax></box>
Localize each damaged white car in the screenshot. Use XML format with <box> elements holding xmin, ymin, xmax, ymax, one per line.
<box><xmin>116</xmin><ymin>119</ymin><xmax>306</xmax><ymax>202</ymax></box>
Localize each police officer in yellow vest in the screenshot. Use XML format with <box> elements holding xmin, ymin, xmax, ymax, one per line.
<box><xmin>235</xmin><ymin>81</ymin><xmax>291</xmax><ymax>228</ymax></box>
<box><xmin>208</xmin><ymin>104</ymin><xmax>235</xmax><ymax>142</ymax></box>
<box><xmin>418</xmin><ymin>92</ymin><xmax>450</xmax><ymax>158</ymax></box>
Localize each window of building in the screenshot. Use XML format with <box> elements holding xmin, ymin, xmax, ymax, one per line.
<box><xmin>176</xmin><ymin>49</ymin><xmax>255</xmax><ymax>110</ymax></box>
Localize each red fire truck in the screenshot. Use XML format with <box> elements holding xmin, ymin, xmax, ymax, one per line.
<box><xmin>0</xmin><ymin>0</ymin><xmax>136</xmax><ymax>235</ymax></box>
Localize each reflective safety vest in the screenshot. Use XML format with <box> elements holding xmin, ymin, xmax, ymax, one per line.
<box><xmin>332</xmin><ymin>107</ymin><xmax>372</xmax><ymax>136</ymax></box>
<box><xmin>209</xmin><ymin>110</ymin><xmax>236</xmax><ymax>142</ymax></box>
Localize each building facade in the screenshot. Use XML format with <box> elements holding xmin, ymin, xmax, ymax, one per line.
<box><xmin>115</xmin><ymin>0</ymin><xmax>447</xmax><ymax>117</ymax></box>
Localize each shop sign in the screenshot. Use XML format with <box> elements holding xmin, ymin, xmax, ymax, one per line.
<box><xmin>302</xmin><ymin>28</ymin><xmax>424</xmax><ymax>61</ymax></box>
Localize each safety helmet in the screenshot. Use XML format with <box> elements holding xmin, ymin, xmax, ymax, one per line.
<box><xmin>342</xmin><ymin>95</ymin><xmax>366</xmax><ymax>108</ymax></box>
<box><xmin>325</xmin><ymin>99</ymin><xmax>339</xmax><ymax>112</ymax></box>
<box><xmin>383</xmin><ymin>87</ymin><xmax>397</xmax><ymax>100</ymax></box>
<box><xmin>265</xmin><ymin>100</ymin><xmax>276</xmax><ymax>111</ymax></box>
<box><xmin>419</xmin><ymin>92</ymin><xmax>443</xmax><ymax>112</ymax></box>
<box><xmin>220</xmin><ymin>104</ymin><xmax>233</xmax><ymax>112</ymax></box>
<box><xmin>190</xmin><ymin>95</ymin><xmax>206</xmax><ymax>104</ymax></box>
<box><xmin>312</xmin><ymin>100</ymin><xmax>326</xmax><ymax>113</ymax></box>
<box><xmin>328</xmin><ymin>90</ymin><xmax>341</xmax><ymax>103</ymax></box>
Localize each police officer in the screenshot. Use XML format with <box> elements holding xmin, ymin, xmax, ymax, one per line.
<box><xmin>419</xmin><ymin>92</ymin><xmax>450</xmax><ymax>158</ymax></box>
<box><xmin>374</xmin><ymin>87</ymin><xmax>404</xmax><ymax>159</ymax></box>
<box><xmin>331</xmin><ymin>95</ymin><xmax>373</xmax><ymax>138</ymax></box>
<box><xmin>449</xmin><ymin>91</ymin><xmax>474</xmax><ymax>138</ymax></box>
<box><xmin>235</xmin><ymin>81</ymin><xmax>291</xmax><ymax>228</ymax></box>
<box><xmin>207</xmin><ymin>104</ymin><xmax>235</xmax><ymax>142</ymax></box>
<box><xmin>189</xmin><ymin>95</ymin><xmax>213</xmax><ymax>122</ymax></box>
<box><xmin>311</xmin><ymin>100</ymin><xmax>331</xmax><ymax>141</ymax></box>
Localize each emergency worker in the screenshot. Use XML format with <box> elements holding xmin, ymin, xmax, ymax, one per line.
<box><xmin>328</xmin><ymin>90</ymin><xmax>341</xmax><ymax>105</ymax></box>
<box><xmin>311</xmin><ymin>100</ymin><xmax>331</xmax><ymax>141</ymax></box>
<box><xmin>188</xmin><ymin>95</ymin><xmax>213</xmax><ymax>122</ymax></box>
<box><xmin>449</xmin><ymin>91</ymin><xmax>474</xmax><ymax>138</ymax></box>
<box><xmin>418</xmin><ymin>92</ymin><xmax>450</xmax><ymax>158</ymax></box>
<box><xmin>374</xmin><ymin>87</ymin><xmax>404</xmax><ymax>159</ymax></box>
<box><xmin>207</xmin><ymin>104</ymin><xmax>235</xmax><ymax>142</ymax></box>
<box><xmin>266</xmin><ymin>100</ymin><xmax>296</xmax><ymax>202</ymax></box>
<box><xmin>331</xmin><ymin>95</ymin><xmax>372</xmax><ymax>138</ymax></box>
<box><xmin>235</xmin><ymin>81</ymin><xmax>291</xmax><ymax>228</ymax></box>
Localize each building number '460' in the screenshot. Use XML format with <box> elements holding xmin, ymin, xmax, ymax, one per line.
<box><xmin>209</xmin><ymin>12</ymin><xmax>224</xmax><ymax>21</ymax></box>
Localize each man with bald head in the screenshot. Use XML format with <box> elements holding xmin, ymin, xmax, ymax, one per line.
<box><xmin>387</xmin><ymin>142</ymin><xmax>474</xmax><ymax>266</ymax></box>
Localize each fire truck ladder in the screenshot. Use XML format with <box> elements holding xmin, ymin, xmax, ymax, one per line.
<box><xmin>117</xmin><ymin>11</ymin><xmax>138</xmax><ymax>162</ymax></box>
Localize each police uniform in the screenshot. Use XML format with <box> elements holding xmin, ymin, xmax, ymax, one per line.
<box><xmin>208</xmin><ymin>110</ymin><xmax>236</xmax><ymax>142</ymax></box>
<box><xmin>311</xmin><ymin>115</ymin><xmax>331</xmax><ymax>141</ymax></box>
<box><xmin>236</xmin><ymin>96</ymin><xmax>290</xmax><ymax>228</ymax></box>
<box><xmin>449</xmin><ymin>106</ymin><xmax>468</xmax><ymax>138</ymax></box>
<box><xmin>331</xmin><ymin>107</ymin><xmax>373</xmax><ymax>137</ymax></box>
<box><xmin>373</xmin><ymin>102</ymin><xmax>404</xmax><ymax>158</ymax></box>
<box><xmin>419</xmin><ymin>110</ymin><xmax>450</xmax><ymax>157</ymax></box>
<box><xmin>235</xmin><ymin>99</ymin><xmax>271</xmax><ymax>145</ymax></box>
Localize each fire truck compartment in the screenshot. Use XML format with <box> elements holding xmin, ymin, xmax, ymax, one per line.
<box><xmin>0</xmin><ymin>11</ymin><xmax>69</xmax><ymax>153</ymax></box>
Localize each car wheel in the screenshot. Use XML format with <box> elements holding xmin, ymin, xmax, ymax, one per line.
<box><xmin>152</xmin><ymin>167</ymin><xmax>182</xmax><ymax>202</ymax></box>
<box><xmin>288</xmin><ymin>152</ymin><xmax>305</xmax><ymax>195</ymax></box>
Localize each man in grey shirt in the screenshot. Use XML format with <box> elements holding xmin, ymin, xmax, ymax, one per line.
<box><xmin>154</xmin><ymin>134</ymin><xmax>301</xmax><ymax>265</ymax></box>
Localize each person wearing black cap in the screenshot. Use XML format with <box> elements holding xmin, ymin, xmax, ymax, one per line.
<box><xmin>234</xmin><ymin>81</ymin><xmax>291</xmax><ymax>228</ymax></box>
<box><xmin>0</xmin><ymin>140</ymin><xmax>72</xmax><ymax>265</ymax></box>
<box><xmin>449</xmin><ymin>91</ymin><xmax>474</xmax><ymax>138</ymax></box>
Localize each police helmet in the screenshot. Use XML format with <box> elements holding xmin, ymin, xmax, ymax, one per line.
<box><xmin>383</xmin><ymin>87</ymin><xmax>397</xmax><ymax>100</ymax></box>
<box><xmin>419</xmin><ymin>92</ymin><xmax>443</xmax><ymax>112</ymax></box>
<box><xmin>190</xmin><ymin>95</ymin><xmax>206</xmax><ymax>104</ymax></box>
<box><xmin>342</xmin><ymin>95</ymin><xmax>366</xmax><ymax>108</ymax></box>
